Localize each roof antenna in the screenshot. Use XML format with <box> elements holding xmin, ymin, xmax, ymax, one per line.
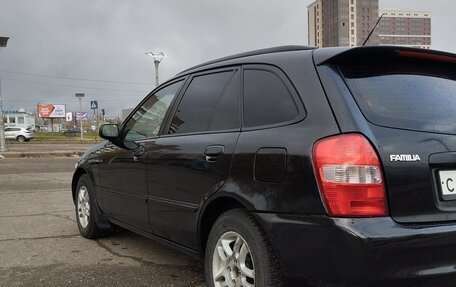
<box><xmin>363</xmin><ymin>13</ymin><xmax>385</xmax><ymax>46</ymax></box>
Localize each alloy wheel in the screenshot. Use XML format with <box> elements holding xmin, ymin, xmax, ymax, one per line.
<box><xmin>77</xmin><ymin>186</ymin><xmax>90</xmax><ymax>228</ymax></box>
<box><xmin>212</xmin><ymin>231</ymin><xmax>255</xmax><ymax>287</ymax></box>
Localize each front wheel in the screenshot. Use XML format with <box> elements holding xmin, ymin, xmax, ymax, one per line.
<box><xmin>75</xmin><ymin>174</ymin><xmax>112</xmax><ymax>238</ymax></box>
<box><xmin>205</xmin><ymin>209</ymin><xmax>284</xmax><ymax>287</ymax></box>
<box><xmin>16</xmin><ymin>136</ymin><xmax>25</xmax><ymax>142</ymax></box>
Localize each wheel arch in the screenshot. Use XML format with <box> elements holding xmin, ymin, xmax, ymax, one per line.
<box><xmin>72</xmin><ymin>167</ymin><xmax>87</xmax><ymax>202</ymax></box>
<box><xmin>197</xmin><ymin>194</ymin><xmax>253</xmax><ymax>255</ymax></box>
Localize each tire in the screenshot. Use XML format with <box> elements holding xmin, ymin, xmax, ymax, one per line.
<box><xmin>16</xmin><ymin>135</ymin><xmax>25</xmax><ymax>142</ymax></box>
<box><xmin>75</xmin><ymin>174</ymin><xmax>112</xmax><ymax>239</ymax></box>
<box><xmin>205</xmin><ymin>209</ymin><xmax>284</xmax><ymax>287</ymax></box>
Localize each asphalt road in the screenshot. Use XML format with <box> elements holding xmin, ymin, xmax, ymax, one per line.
<box><xmin>0</xmin><ymin>157</ymin><xmax>205</xmax><ymax>287</ymax></box>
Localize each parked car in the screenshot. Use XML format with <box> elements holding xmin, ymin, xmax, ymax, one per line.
<box><xmin>72</xmin><ymin>45</ymin><xmax>456</xmax><ymax>286</ymax></box>
<box><xmin>4</xmin><ymin>127</ymin><xmax>34</xmax><ymax>142</ymax></box>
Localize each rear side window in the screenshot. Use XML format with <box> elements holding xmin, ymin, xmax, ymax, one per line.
<box><xmin>169</xmin><ymin>71</ymin><xmax>233</xmax><ymax>134</ymax></box>
<box><xmin>341</xmin><ymin>53</ymin><xmax>456</xmax><ymax>134</ymax></box>
<box><xmin>243</xmin><ymin>69</ymin><xmax>298</xmax><ymax>128</ymax></box>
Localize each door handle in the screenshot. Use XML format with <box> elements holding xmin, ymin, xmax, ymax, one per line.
<box><xmin>132</xmin><ymin>145</ymin><xmax>146</xmax><ymax>161</ymax></box>
<box><xmin>204</xmin><ymin>145</ymin><xmax>225</xmax><ymax>162</ymax></box>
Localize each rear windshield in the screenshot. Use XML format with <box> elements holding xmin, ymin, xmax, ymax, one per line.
<box><xmin>340</xmin><ymin>52</ymin><xmax>456</xmax><ymax>134</ymax></box>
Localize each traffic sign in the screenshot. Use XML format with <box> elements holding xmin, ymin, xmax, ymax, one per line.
<box><xmin>90</xmin><ymin>101</ymin><xmax>98</xmax><ymax>109</ymax></box>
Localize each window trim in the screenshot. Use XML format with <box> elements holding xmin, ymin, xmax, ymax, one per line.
<box><xmin>119</xmin><ymin>77</ymin><xmax>188</xmax><ymax>141</ymax></box>
<box><xmin>240</xmin><ymin>64</ymin><xmax>306</xmax><ymax>132</ymax></box>
<box><xmin>160</xmin><ymin>66</ymin><xmax>241</xmax><ymax>138</ymax></box>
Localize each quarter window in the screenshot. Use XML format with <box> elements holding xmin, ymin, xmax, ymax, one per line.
<box><xmin>124</xmin><ymin>80</ymin><xmax>183</xmax><ymax>140</ymax></box>
<box><xmin>243</xmin><ymin>69</ymin><xmax>298</xmax><ymax>127</ymax></box>
<box><xmin>169</xmin><ymin>71</ymin><xmax>233</xmax><ymax>134</ymax></box>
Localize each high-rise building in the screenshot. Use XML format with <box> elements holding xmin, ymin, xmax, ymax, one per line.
<box><xmin>378</xmin><ymin>10</ymin><xmax>432</xmax><ymax>49</ymax></box>
<box><xmin>308</xmin><ymin>0</ymin><xmax>378</xmax><ymax>47</ymax></box>
<box><xmin>308</xmin><ymin>0</ymin><xmax>432</xmax><ymax>49</ymax></box>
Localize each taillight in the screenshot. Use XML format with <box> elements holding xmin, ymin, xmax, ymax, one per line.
<box><xmin>312</xmin><ymin>134</ymin><xmax>388</xmax><ymax>217</ymax></box>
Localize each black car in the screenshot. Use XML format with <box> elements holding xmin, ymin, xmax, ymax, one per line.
<box><xmin>72</xmin><ymin>45</ymin><xmax>456</xmax><ymax>287</ymax></box>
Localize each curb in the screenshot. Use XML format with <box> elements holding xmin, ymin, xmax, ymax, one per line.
<box><xmin>0</xmin><ymin>151</ymin><xmax>83</xmax><ymax>158</ymax></box>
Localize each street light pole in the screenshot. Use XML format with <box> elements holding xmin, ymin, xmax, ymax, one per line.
<box><xmin>145</xmin><ymin>52</ymin><xmax>165</xmax><ymax>86</ymax></box>
<box><xmin>75</xmin><ymin>93</ymin><xmax>85</xmax><ymax>141</ymax></box>
<box><xmin>0</xmin><ymin>36</ymin><xmax>10</xmax><ymax>152</ymax></box>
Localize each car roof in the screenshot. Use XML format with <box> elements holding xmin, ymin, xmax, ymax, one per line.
<box><xmin>171</xmin><ymin>45</ymin><xmax>455</xmax><ymax>81</ymax></box>
<box><xmin>176</xmin><ymin>45</ymin><xmax>315</xmax><ymax>77</ymax></box>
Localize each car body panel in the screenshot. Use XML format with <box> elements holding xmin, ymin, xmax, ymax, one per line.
<box><xmin>315</xmin><ymin>48</ymin><xmax>456</xmax><ymax>223</ymax></box>
<box><xmin>98</xmin><ymin>141</ymin><xmax>151</xmax><ymax>231</ymax></box>
<box><xmin>146</xmin><ymin>132</ymin><xmax>240</xmax><ymax>249</ymax></box>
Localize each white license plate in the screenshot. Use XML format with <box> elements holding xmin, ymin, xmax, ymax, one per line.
<box><xmin>438</xmin><ymin>170</ymin><xmax>456</xmax><ymax>196</ymax></box>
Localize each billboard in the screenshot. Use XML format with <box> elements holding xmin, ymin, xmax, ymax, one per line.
<box><xmin>37</xmin><ymin>104</ymin><xmax>66</xmax><ymax>118</ymax></box>
<box><xmin>75</xmin><ymin>112</ymin><xmax>88</xmax><ymax>121</ymax></box>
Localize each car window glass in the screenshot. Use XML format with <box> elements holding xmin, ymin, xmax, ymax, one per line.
<box><xmin>124</xmin><ymin>80</ymin><xmax>183</xmax><ymax>141</ymax></box>
<box><xmin>341</xmin><ymin>57</ymin><xmax>456</xmax><ymax>134</ymax></box>
<box><xmin>169</xmin><ymin>71</ymin><xmax>233</xmax><ymax>134</ymax></box>
<box><xmin>209</xmin><ymin>71</ymin><xmax>240</xmax><ymax>131</ymax></box>
<box><xmin>243</xmin><ymin>69</ymin><xmax>298</xmax><ymax>127</ymax></box>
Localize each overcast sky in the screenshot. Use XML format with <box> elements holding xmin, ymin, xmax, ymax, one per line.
<box><xmin>0</xmin><ymin>0</ymin><xmax>454</xmax><ymax>118</ymax></box>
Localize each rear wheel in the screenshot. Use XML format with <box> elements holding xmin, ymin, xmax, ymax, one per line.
<box><xmin>205</xmin><ymin>209</ymin><xmax>284</xmax><ymax>287</ymax></box>
<box><xmin>16</xmin><ymin>135</ymin><xmax>25</xmax><ymax>142</ymax></box>
<box><xmin>75</xmin><ymin>174</ymin><xmax>112</xmax><ymax>238</ymax></box>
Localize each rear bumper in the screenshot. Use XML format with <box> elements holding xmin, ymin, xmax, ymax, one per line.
<box><xmin>255</xmin><ymin>213</ymin><xmax>456</xmax><ymax>287</ymax></box>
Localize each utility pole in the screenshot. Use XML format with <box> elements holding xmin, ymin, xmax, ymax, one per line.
<box><xmin>145</xmin><ymin>52</ymin><xmax>165</xmax><ymax>86</ymax></box>
<box><xmin>75</xmin><ymin>93</ymin><xmax>85</xmax><ymax>141</ymax></box>
<box><xmin>0</xmin><ymin>36</ymin><xmax>10</xmax><ymax>152</ymax></box>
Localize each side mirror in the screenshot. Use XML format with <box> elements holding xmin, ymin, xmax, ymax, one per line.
<box><xmin>99</xmin><ymin>124</ymin><xmax>119</xmax><ymax>140</ymax></box>
<box><xmin>98</xmin><ymin>124</ymin><xmax>139</xmax><ymax>150</ymax></box>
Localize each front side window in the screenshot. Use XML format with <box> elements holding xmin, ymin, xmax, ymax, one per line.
<box><xmin>123</xmin><ymin>80</ymin><xmax>183</xmax><ymax>141</ymax></box>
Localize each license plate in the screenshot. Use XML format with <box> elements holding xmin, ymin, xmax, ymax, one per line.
<box><xmin>438</xmin><ymin>170</ymin><xmax>456</xmax><ymax>200</ymax></box>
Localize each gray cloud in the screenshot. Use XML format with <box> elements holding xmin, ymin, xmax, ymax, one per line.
<box><xmin>0</xmin><ymin>0</ymin><xmax>453</xmax><ymax>117</ymax></box>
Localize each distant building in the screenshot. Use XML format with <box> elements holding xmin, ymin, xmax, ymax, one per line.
<box><xmin>308</xmin><ymin>0</ymin><xmax>379</xmax><ymax>47</ymax></box>
<box><xmin>3</xmin><ymin>109</ymin><xmax>35</xmax><ymax>129</ymax></box>
<box><xmin>378</xmin><ymin>10</ymin><xmax>431</xmax><ymax>49</ymax></box>
<box><xmin>307</xmin><ymin>0</ymin><xmax>431</xmax><ymax>49</ymax></box>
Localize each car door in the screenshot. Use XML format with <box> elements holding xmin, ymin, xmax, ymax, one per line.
<box><xmin>4</xmin><ymin>128</ymin><xmax>13</xmax><ymax>139</ymax></box>
<box><xmin>98</xmin><ymin>79</ymin><xmax>185</xmax><ymax>231</ymax></box>
<box><xmin>147</xmin><ymin>68</ymin><xmax>241</xmax><ymax>249</ymax></box>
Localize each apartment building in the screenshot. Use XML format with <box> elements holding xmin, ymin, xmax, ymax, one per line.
<box><xmin>308</xmin><ymin>0</ymin><xmax>378</xmax><ymax>47</ymax></box>
<box><xmin>308</xmin><ymin>0</ymin><xmax>432</xmax><ymax>48</ymax></box>
<box><xmin>378</xmin><ymin>10</ymin><xmax>432</xmax><ymax>49</ymax></box>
